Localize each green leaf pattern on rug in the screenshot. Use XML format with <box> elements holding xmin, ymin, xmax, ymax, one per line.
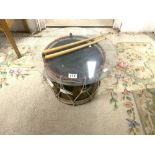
<box><xmin>110</xmin><ymin>90</ymin><xmax>119</xmax><ymax>110</ymax></box>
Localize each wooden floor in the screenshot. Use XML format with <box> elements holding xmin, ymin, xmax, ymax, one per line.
<box><xmin>45</xmin><ymin>19</ymin><xmax>114</xmax><ymax>27</ymax></box>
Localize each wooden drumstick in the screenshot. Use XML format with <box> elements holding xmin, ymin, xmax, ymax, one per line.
<box><xmin>44</xmin><ymin>36</ymin><xmax>106</xmax><ymax>60</ymax></box>
<box><xmin>43</xmin><ymin>34</ymin><xmax>104</xmax><ymax>55</ymax></box>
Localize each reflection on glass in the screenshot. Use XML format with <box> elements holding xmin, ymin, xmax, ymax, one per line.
<box><xmin>103</xmin><ymin>68</ymin><xmax>108</xmax><ymax>72</ymax></box>
<box><xmin>87</xmin><ymin>61</ymin><xmax>96</xmax><ymax>79</ymax></box>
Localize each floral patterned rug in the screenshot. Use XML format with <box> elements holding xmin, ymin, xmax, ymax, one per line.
<box><xmin>109</xmin><ymin>42</ymin><xmax>155</xmax><ymax>135</ymax></box>
<box><xmin>0</xmin><ymin>39</ymin><xmax>155</xmax><ymax>135</ymax></box>
<box><xmin>0</xmin><ymin>46</ymin><xmax>36</xmax><ymax>88</ymax></box>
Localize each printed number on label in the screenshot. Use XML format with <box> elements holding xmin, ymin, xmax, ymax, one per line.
<box><xmin>68</xmin><ymin>73</ymin><xmax>77</xmax><ymax>79</ymax></box>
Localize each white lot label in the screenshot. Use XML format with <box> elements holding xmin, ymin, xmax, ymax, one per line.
<box><xmin>68</xmin><ymin>73</ymin><xmax>77</xmax><ymax>79</ymax></box>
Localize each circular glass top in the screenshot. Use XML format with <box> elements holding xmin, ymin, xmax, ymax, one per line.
<box><xmin>43</xmin><ymin>33</ymin><xmax>117</xmax><ymax>86</ymax></box>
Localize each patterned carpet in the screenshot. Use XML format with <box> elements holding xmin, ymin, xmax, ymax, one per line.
<box><xmin>0</xmin><ymin>46</ymin><xmax>36</xmax><ymax>88</ymax></box>
<box><xmin>0</xmin><ymin>30</ymin><xmax>155</xmax><ymax>134</ymax></box>
<box><xmin>113</xmin><ymin>42</ymin><xmax>155</xmax><ymax>134</ymax></box>
<box><xmin>134</xmin><ymin>88</ymin><xmax>155</xmax><ymax>134</ymax></box>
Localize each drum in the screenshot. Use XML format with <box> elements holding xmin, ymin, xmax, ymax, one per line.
<box><xmin>43</xmin><ymin>33</ymin><xmax>117</xmax><ymax>106</ymax></box>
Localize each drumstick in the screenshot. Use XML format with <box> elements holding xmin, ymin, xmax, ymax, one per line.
<box><xmin>44</xmin><ymin>36</ymin><xmax>105</xmax><ymax>60</ymax></box>
<box><xmin>43</xmin><ymin>34</ymin><xmax>104</xmax><ymax>55</ymax></box>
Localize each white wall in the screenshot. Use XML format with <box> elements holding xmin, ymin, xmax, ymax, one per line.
<box><xmin>117</xmin><ymin>19</ymin><xmax>155</xmax><ymax>32</ymax></box>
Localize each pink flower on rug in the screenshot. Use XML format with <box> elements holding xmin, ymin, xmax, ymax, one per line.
<box><xmin>117</xmin><ymin>61</ymin><xmax>128</xmax><ymax>69</ymax></box>
<box><xmin>0</xmin><ymin>77</ymin><xmax>6</xmax><ymax>83</ymax></box>
<box><xmin>122</xmin><ymin>88</ymin><xmax>130</xmax><ymax>95</ymax></box>
<box><xmin>16</xmin><ymin>68</ymin><xmax>21</xmax><ymax>74</ymax></box>
<box><xmin>123</xmin><ymin>101</ymin><xmax>133</xmax><ymax>108</ymax></box>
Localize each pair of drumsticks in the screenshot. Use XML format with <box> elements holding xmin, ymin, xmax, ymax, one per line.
<box><xmin>43</xmin><ymin>34</ymin><xmax>106</xmax><ymax>60</ymax></box>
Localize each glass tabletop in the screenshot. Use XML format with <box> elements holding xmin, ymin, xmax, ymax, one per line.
<box><xmin>43</xmin><ymin>33</ymin><xmax>117</xmax><ymax>86</ymax></box>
